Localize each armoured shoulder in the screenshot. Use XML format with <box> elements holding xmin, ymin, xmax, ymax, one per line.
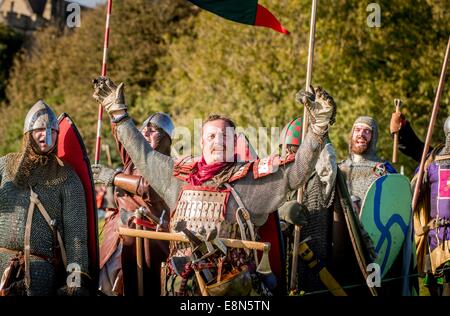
<box><xmin>228</xmin><ymin>162</ymin><xmax>253</xmax><ymax>182</ymax></box>
<box><xmin>253</xmin><ymin>154</ymin><xmax>295</xmax><ymax>179</ymax></box>
<box><xmin>172</xmin><ymin>156</ymin><xmax>199</xmax><ymax>181</ymax></box>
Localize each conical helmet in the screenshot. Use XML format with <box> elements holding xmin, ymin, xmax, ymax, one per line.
<box><xmin>444</xmin><ymin>116</ymin><xmax>450</xmax><ymax>136</ymax></box>
<box><xmin>140</xmin><ymin>112</ymin><xmax>174</xmax><ymax>139</ymax></box>
<box><xmin>280</xmin><ymin>117</ymin><xmax>303</xmax><ymax>147</ymax></box>
<box><xmin>23</xmin><ymin>100</ymin><xmax>59</xmax><ymax>147</ymax></box>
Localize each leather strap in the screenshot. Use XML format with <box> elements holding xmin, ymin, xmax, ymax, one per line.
<box><xmin>24</xmin><ymin>188</ymin><xmax>36</xmax><ymax>288</ymax></box>
<box><xmin>435</xmin><ymin>154</ymin><xmax>450</xmax><ymax>161</ymax></box>
<box><xmin>25</xmin><ymin>187</ymin><xmax>68</xmax><ymax>289</ymax></box>
<box><xmin>31</xmin><ymin>193</ymin><xmax>67</xmax><ymax>268</ymax></box>
<box><xmin>224</xmin><ymin>183</ymin><xmax>259</xmax><ymax>265</ymax></box>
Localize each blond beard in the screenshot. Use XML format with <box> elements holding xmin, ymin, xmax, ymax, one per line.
<box><xmin>350</xmin><ymin>137</ymin><xmax>370</xmax><ymax>155</ymax></box>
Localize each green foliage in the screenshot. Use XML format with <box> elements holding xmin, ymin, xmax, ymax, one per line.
<box><xmin>0</xmin><ymin>0</ymin><xmax>196</xmax><ymax>161</ymax></box>
<box><xmin>0</xmin><ymin>0</ymin><xmax>449</xmax><ymax>177</ymax></box>
<box><xmin>0</xmin><ymin>24</ymin><xmax>23</xmax><ymax>102</ymax></box>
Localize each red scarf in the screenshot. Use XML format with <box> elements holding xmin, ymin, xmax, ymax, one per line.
<box><xmin>187</xmin><ymin>156</ymin><xmax>230</xmax><ymax>186</ymax></box>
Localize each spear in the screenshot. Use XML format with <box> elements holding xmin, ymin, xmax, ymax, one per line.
<box><xmin>412</xmin><ymin>37</ymin><xmax>450</xmax><ymax>210</ymax></box>
<box><xmin>392</xmin><ymin>99</ymin><xmax>402</xmax><ymax>163</ymax></box>
<box><xmin>94</xmin><ymin>0</ymin><xmax>113</xmax><ymax>165</ymax></box>
<box><xmin>290</xmin><ymin>0</ymin><xmax>318</xmax><ymax>292</ymax></box>
<box><xmin>136</xmin><ymin>209</ymin><xmax>144</xmax><ymax>296</ymax></box>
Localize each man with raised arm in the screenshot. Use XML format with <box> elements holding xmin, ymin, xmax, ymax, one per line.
<box><xmin>92</xmin><ymin>77</ymin><xmax>336</xmax><ymax>296</ymax></box>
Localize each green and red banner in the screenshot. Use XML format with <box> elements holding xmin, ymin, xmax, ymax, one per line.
<box><xmin>188</xmin><ymin>0</ymin><xmax>289</xmax><ymax>34</ymax></box>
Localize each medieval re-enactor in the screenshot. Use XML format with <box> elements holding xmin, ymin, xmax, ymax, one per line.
<box><xmin>0</xmin><ymin>100</ymin><xmax>90</xmax><ymax>296</ymax></box>
<box><xmin>279</xmin><ymin>117</ymin><xmax>380</xmax><ymax>296</ymax></box>
<box><xmin>92</xmin><ymin>77</ymin><xmax>336</xmax><ymax>296</ymax></box>
<box><xmin>277</xmin><ymin>117</ymin><xmax>338</xmax><ymax>294</ymax></box>
<box><xmin>390</xmin><ymin>111</ymin><xmax>431</xmax><ymax>162</ymax></box>
<box><xmin>339</xmin><ymin>116</ymin><xmax>418</xmax><ymax>295</ymax></box>
<box><xmin>94</xmin><ymin>113</ymin><xmax>173</xmax><ymax>296</ymax></box>
<box><xmin>391</xmin><ymin>113</ymin><xmax>450</xmax><ymax>296</ymax></box>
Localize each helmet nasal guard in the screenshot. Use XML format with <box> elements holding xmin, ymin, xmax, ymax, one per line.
<box><xmin>24</xmin><ymin>100</ymin><xmax>59</xmax><ymax>147</ymax></box>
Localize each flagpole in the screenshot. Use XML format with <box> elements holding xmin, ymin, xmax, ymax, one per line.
<box><xmin>94</xmin><ymin>0</ymin><xmax>113</xmax><ymax>165</ymax></box>
<box><xmin>290</xmin><ymin>0</ymin><xmax>318</xmax><ymax>292</ymax></box>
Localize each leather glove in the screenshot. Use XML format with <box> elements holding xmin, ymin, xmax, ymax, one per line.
<box><xmin>296</xmin><ymin>85</ymin><xmax>336</xmax><ymax>137</ymax></box>
<box><xmin>278</xmin><ymin>200</ymin><xmax>308</xmax><ymax>226</ymax></box>
<box><xmin>390</xmin><ymin>111</ymin><xmax>405</xmax><ymax>134</ymax></box>
<box><xmin>91</xmin><ymin>164</ymin><xmax>119</xmax><ymax>186</ymax></box>
<box><xmin>92</xmin><ymin>76</ymin><xmax>127</xmax><ymax>115</ymax></box>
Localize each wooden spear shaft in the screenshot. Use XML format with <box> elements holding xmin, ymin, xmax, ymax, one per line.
<box><xmin>119</xmin><ymin>227</ymin><xmax>271</xmax><ymax>252</ymax></box>
<box><xmin>135</xmin><ymin>212</ymin><xmax>144</xmax><ymax>296</ymax></box>
<box><xmin>290</xmin><ymin>0</ymin><xmax>318</xmax><ymax>292</ymax></box>
<box><xmin>392</xmin><ymin>99</ymin><xmax>402</xmax><ymax>163</ymax></box>
<box><xmin>94</xmin><ymin>0</ymin><xmax>113</xmax><ymax>165</ymax></box>
<box><xmin>412</xmin><ymin>36</ymin><xmax>450</xmax><ymax>211</ymax></box>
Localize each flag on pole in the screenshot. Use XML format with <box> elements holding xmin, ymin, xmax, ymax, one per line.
<box><xmin>188</xmin><ymin>0</ymin><xmax>289</xmax><ymax>34</ymax></box>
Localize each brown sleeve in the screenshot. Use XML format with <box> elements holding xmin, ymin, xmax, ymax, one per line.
<box><xmin>115</xmin><ymin>119</ymin><xmax>182</xmax><ymax>210</ymax></box>
<box><xmin>113</xmin><ymin>173</ymin><xmax>140</xmax><ymax>195</ymax></box>
<box><xmin>112</xmin><ymin>123</ymin><xmax>132</xmax><ymax>167</ymax></box>
<box><xmin>113</xmin><ymin>173</ymin><xmax>154</xmax><ymax>203</ymax></box>
<box><xmin>112</xmin><ymin>123</ymin><xmax>156</xmax><ymax>203</ymax></box>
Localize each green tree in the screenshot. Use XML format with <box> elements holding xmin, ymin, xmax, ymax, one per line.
<box><xmin>0</xmin><ymin>0</ymin><xmax>196</xmax><ymax>161</ymax></box>
<box><xmin>143</xmin><ymin>0</ymin><xmax>449</xmax><ymax>176</ymax></box>
<box><xmin>0</xmin><ymin>24</ymin><xmax>23</xmax><ymax>102</ymax></box>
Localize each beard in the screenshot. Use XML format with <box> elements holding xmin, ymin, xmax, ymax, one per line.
<box><xmin>351</xmin><ymin>136</ymin><xmax>370</xmax><ymax>155</ymax></box>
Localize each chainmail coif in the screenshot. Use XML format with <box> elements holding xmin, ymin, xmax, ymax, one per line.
<box><xmin>339</xmin><ymin>116</ymin><xmax>389</xmax><ymax>207</ymax></box>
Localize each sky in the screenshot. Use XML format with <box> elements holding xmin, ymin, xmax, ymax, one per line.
<box><xmin>0</xmin><ymin>0</ymin><xmax>106</xmax><ymax>8</ymax></box>
<box><xmin>73</xmin><ymin>0</ymin><xmax>106</xmax><ymax>8</ymax></box>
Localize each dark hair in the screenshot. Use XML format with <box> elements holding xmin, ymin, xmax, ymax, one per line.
<box><xmin>202</xmin><ymin>114</ymin><xmax>236</xmax><ymax>130</ymax></box>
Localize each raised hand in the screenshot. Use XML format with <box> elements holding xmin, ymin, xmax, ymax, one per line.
<box><xmin>92</xmin><ymin>76</ymin><xmax>127</xmax><ymax>115</ymax></box>
<box><xmin>296</xmin><ymin>86</ymin><xmax>336</xmax><ymax>137</ymax></box>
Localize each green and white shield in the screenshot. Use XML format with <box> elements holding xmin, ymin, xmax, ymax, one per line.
<box><xmin>359</xmin><ymin>174</ymin><xmax>412</xmax><ymax>278</ymax></box>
